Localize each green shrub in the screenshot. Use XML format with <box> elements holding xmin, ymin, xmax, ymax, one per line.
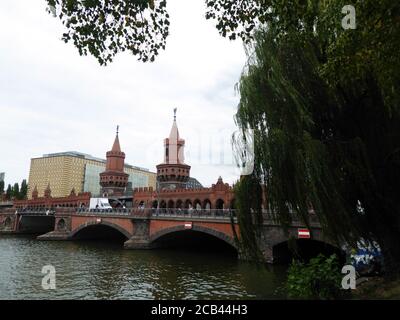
<box><xmin>286</xmin><ymin>254</ymin><xmax>343</xmax><ymax>299</ymax></box>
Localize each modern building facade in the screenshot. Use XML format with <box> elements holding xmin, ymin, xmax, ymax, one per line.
<box><xmin>27</xmin><ymin>150</ymin><xmax>156</xmax><ymax>199</ymax></box>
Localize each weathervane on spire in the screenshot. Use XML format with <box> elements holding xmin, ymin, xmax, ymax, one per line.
<box><xmin>116</xmin><ymin>125</ymin><xmax>119</xmax><ymax>136</ymax></box>
<box><xmin>173</xmin><ymin>108</ymin><xmax>177</xmax><ymax>121</ymax></box>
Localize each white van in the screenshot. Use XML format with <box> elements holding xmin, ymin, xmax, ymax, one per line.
<box><xmin>89</xmin><ymin>198</ymin><xmax>113</xmax><ymax>211</ymax></box>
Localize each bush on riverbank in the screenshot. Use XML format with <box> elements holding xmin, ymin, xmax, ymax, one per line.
<box><xmin>286</xmin><ymin>254</ymin><xmax>344</xmax><ymax>299</ymax></box>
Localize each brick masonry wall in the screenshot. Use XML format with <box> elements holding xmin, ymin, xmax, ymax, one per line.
<box><xmin>149</xmin><ymin>219</ymin><xmax>239</xmax><ymax>239</ymax></box>
<box><xmin>71</xmin><ymin>216</ymin><xmax>134</xmax><ymax>236</ymax></box>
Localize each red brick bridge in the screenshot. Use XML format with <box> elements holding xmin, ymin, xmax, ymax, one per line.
<box><xmin>0</xmin><ymin>207</ymin><xmax>340</xmax><ymax>263</ymax></box>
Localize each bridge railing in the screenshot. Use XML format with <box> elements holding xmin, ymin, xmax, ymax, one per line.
<box><xmin>149</xmin><ymin>208</ymin><xmax>236</xmax><ymax>219</ymax></box>
<box><xmin>76</xmin><ymin>207</ymin><xmax>133</xmax><ymax>216</ymax></box>
<box><xmin>74</xmin><ymin>207</ymin><xmax>236</xmax><ymax>219</ymax></box>
<box><xmin>72</xmin><ymin>208</ymin><xmax>319</xmax><ymax>225</ymax></box>
<box><xmin>14</xmin><ymin>209</ymin><xmax>56</xmax><ymax>216</ymax></box>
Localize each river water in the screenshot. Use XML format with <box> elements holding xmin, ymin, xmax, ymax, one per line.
<box><xmin>0</xmin><ymin>235</ymin><xmax>287</xmax><ymax>300</ymax></box>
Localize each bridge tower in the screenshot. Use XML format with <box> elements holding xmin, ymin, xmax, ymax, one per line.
<box><xmin>100</xmin><ymin>127</ymin><xmax>129</xmax><ymax>197</ymax></box>
<box><xmin>156</xmin><ymin>109</ymin><xmax>191</xmax><ymax>190</ymax></box>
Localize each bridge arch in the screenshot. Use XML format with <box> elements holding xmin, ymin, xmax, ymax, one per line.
<box><xmin>272</xmin><ymin>238</ymin><xmax>344</xmax><ymax>264</ymax></box>
<box><xmin>69</xmin><ymin>220</ymin><xmax>131</xmax><ymax>241</ymax></box>
<box><xmin>150</xmin><ymin>225</ymin><xmax>238</xmax><ymax>253</ymax></box>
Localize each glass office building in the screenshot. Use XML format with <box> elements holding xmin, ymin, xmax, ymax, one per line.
<box><xmin>83</xmin><ymin>163</ymin><xmax>149</xmax><ymax>196</ymax></box>
<box><xmin>28</xmin><ymin>152</ymin><xmax>156</xmax><ymax>198</ymax></box>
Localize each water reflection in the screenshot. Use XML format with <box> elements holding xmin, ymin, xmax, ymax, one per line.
<box><xmin>0</xmin><ymin>236</ymin><xmax>286</xmax><ymax>299</ymax></box>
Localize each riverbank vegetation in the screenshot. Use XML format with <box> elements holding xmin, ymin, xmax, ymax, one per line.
<box><xmin>0</xmin><ymin>179</ymin><xmax>27</xmax><ymax>201</ymax></box>
<box><xmin>283</xmin><ymin>254</ymin><xmax>400</xmax><ymax>299</ymax></box>
<box><xmin>285</xmin><ymin>254</ymin><xmax>344</xmax><ymax>299</ymax></box>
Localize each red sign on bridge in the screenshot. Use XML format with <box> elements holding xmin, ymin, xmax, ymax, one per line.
<box><xmin>184</xmin><ymin>222</ymin><xmax>192</xmax><ymax>230</ymax></box>
<box><xmin>298</xmin><ymin>228</ymin><xmax>310</xmax><ymax>239</ymax></box>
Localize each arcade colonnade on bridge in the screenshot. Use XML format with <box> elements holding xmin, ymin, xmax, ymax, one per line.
<box><xmin>133</xmin><ymin>177</ymin><xmax>237</xmax><ymax>210</ymax></box>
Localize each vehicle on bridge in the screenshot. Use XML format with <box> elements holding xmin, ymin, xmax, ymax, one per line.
<box><xmin>89</xmin><ymin>198</ymin><xmax>112</xmax><ymax>212</ymax></box>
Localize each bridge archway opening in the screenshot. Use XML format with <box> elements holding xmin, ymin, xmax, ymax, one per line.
<box><xmin>57</xmin><ymin>219</ymin><xmax>66</xmax><ymax>231</ymax></box>
<box><xmin>160</xmin><ymin>200</ymin><xmax>166</xmax><ymax>209</ymax></box>
<box><xmin>152</xmin><ymin>229</ymin><xmax>237</xmax><ymax>257</ymax></box>
<box><xmin>71</xmin><ymin>224</ymin><xmax>129</xmax><ymax>244</ymax></box>
<box><xmin>176</xmin><ymin>199</ymin><xmax>183</xmax><ymax>209</ymax></box>
<box><xmin>215</xmin><ymin>199</ymin><xmax>224</xmax><ymax>210</ymax></box>
<box><xmin>167</xmin><ymin>200</ymin><xmax>174</xmax><ymax>209</ymax></box>
<box><xmin>272</xmin><ymin>239</ymin><xmax>345</xmax><ymax>264</ymax></box>
<box><xmin>203</xmin><ymin>199</ymin><xmax>211</xmax><ymax>210</ymax></box>
<box><xmin>4</xmin><ymin>217</ymin><xmax>12</xmax><ymax>228</ymax></box>
<box><xmin>193</xmin><ymin>199</ymin><xmax>201</xmax><ymax>210</ymax></box>
<box><xmin>185</xmin><ymin>199</ymin><xmax>192</xmax><ymax>209</ymax></box>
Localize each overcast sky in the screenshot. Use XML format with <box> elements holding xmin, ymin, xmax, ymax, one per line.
<box><xmin>0</xmin><ymin>0</ymin><xmax>247</xmax><ymax>188</ymax></box>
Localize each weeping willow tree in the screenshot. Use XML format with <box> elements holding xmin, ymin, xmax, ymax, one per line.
<box><xmin>234</xmin><ymin>23</ymin><xmax>400</xmax><ymax>273</ymax></box>
<box><xmin>233</xmin><ymin>174</ymin><xmax>264</xmax><ymax>261</ymax></box>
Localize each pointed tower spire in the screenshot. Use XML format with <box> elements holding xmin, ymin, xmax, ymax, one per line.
<box><xmin>32</xmin><ymin>185</ymin><xmax>38</xmax><ymax>199</ymax></box>
<box><xmin>112</xmin><ymin>125</ymin><xmax>121</xmax><ymax>152</ymax></box>
<box><xmin>44</xmin><ymin>183</ymin><xmax>52</xmax><ymax>198</ymax></box>
<box><xmin>169</xmin><ymin>108</ymin><xmax>180</xmax><ymax>140</ymax></box>
<box><xmin>165</xmin><ymin>108</ymin><xmax>185</xmax><ymax>164</ymax></box>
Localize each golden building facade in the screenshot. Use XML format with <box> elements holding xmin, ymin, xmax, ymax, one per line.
<box><xmin>27</xmin><ymin>152</ymin><xmax>156</xmax><ymax>199</ymax></box>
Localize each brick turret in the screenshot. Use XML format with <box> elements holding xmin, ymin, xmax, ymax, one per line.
<box><xmin>99</xmin><ymin>127</ymin><xmax>129</xmax><ymax>197</ymax></box>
